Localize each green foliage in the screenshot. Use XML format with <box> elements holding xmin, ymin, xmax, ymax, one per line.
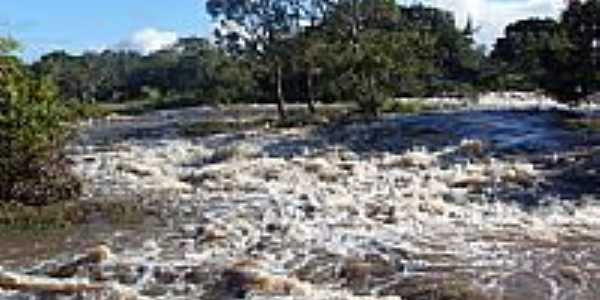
<box><xmin>487</xmin><ymin>1</ymin><xmax>600</xmax><ymax>101</ymax></box>
<box><xmin>179</xmin><ymin>119</ymin><xmax>265</xmax><ymax>137</ymax></box>
<box><xmin>0</xmin><ymin>37</ymin><xmax>19</xmax><ymax>54</ymax></box>
<box><xmin>317</xmin><ymin>1</ymin><xmax>437</xmax><ymax>115</ymax></box>
<box><xmin>26</xmin><ymin>2</ymin><xmax>485</xmax><ymax>117</ymax></box>
<box><xmin>560</xmin><ymin>0</ymin><xmax>600</xmax><ymax>100</ymax></box>
<box><xmin>0</xmin><ymin>38</ymin><xmax>81</xmax><ymax>206</ymax></box>
<box><xmin>563</xmin><ymin>117</ymin><xmax>600</xmax><ymax>132</ymax></box>
<box><xmin>28</xmin><ymin>0</ymin><xmax>600</xmax><ymax>116</ymax></box>
<box><xmin>489</xmin><ymin>18</ymin><xmax>571</xmax><ymax>96</ymax></box>
<box><xmin>400</xmin><ymin>5</ymin><xmax>484</xmax><ymax>90</ymax></box>
<box><xmin>381</xmin><ymin>99</ymin><xmax>426</xmax><ymax>114</ymax></box>
<box><xmin>63</xmin><ymin>102</ymin><xmax>111</xmax><ymax>120</ymax></box>
<box><xmin>32</xmin><ymin>38</ymin><xmax>256</xmax><ymax>107</ymax></box>
<box><xmin>0</xmin><ymin>200</ymin><xmax>143</xmax><ymax>232</ymax></box>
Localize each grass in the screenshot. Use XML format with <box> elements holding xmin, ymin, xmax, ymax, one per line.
<box><xmin>381</xmin><ymin>99</ymin><xmax>427</xmax><ymax>114</ymax></box>
<box><xmin>179</xmin><ymin>118</ymin><xmax>272</xmax><ymax>137</ymax></box>
<box><xmin>136</xmin><ymin>95</ymin><xmax>205</xmax><ymax>112</ymax></box>
<box><xmin>563</xmin><ymin>117</ymin><xmax>600</xmax><ymax>132</ymax></box>
<box><xmin>65</xmin><ymin>102</ymin><xmax>112</xmax><ymax>120</ymax></box>
<box><xmin>180</xmin><ymin>106</ymin><xmax>350</xmax><ymax>137</ymax></box>
<box><xmin>100</xmin><ymin>96</ymin><xmax>208</xmax><ymax>116</ymax></box>
<box><xmin>0</xmin><ymin>200</ymin><xmax>145</xmax><ymax>232</ymax></box>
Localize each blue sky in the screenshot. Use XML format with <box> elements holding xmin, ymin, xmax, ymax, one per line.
<box><xmin>1</xmin><ymin>0</ymin><xmax>565</xmax><ymax>62</ymax></box>
<box><xmin>1</xmin><ymin>0</ymin><xmax>210</xmax><ymax>61</ymax></box>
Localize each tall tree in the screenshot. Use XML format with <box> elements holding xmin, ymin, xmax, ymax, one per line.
<box><xmin>399</xmin><ymin>5</ymin><xmax>483</xmax><ymax>95</ymax></box>
<box><xmin>317</xmin><ymin>0</ymin><xmax>436</xmax><ymax>115</ymax></box>
<box><xmin>562</xmin><ymin>0</ymin><xmax>600</xmax><ymax>99</ymax></box>
<box><xmin>490</xmin><ymin>18</ymin><xmax>571</xmax><ymax>94</ymax></box>
<box><xmin>207</xmin><ymin>0</ymin><xmax>305</xmax><ymax>120</ymax></box>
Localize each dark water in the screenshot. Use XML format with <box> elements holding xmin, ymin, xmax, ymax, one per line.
<box><xmin>79</xmin><ymin>106</ymin><xmax>600</xmax><ymax>157</ymax></box>
<box><xmin>323</xmin><ymin>110</ymin><xmax>600</xmax><ymax>156</ymax></box>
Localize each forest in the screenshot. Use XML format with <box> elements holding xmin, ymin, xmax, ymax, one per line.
<box><xmin>16</xmin><ymin>0</ymin><xmax>600</xmax><ymax>117</ymax></box>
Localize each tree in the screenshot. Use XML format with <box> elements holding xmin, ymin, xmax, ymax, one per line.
<box><xmin>315</xmin><ymin>0</ymin><xmax>436</xmax><ymax>115</ymax></box>
<box><xmin>0</xmin><ymin>37</ymin><xmax>19</xmax><ymax>54</ymax></box>
<box><xmin>487</xmin><ymin>1</ymin><xmax>600</xmax><ymax>101</ymax></box>
<box><xmin>562</xmin><ymin>0</ymin><xmax>600</xmax><ymax>99</ymax></box>
<box><xmin>1</xmin><ymin>38</ymin><xmax>81</xmax><ymax>206</ymax></box>
<box><xmin>399</xmin><ymin>5</ymin><xmax>483</xmax><ymax>95</ymax></box>
<box><xmin>288</xmin><ymin>26</ymin><xmax>330</xmax><ymax>113</ymax></box>
<box><xmin>207</xmin><ymin>0</ymin><xmax>306</xmax><ymax>120</ymax></box>
<box><xmin>490</xmin><ymin>18</ymin><xmax>571</xmax><ymax>94</ymax></box>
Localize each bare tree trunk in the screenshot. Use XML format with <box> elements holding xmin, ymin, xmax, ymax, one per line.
<box><xmin>369</xmin><ymin>74</ymin><xmax>379</xmax><ymax>117</ymax></box>
<box><xmin>307</xmin><ymin>71</ymin><xmax>316</xmax><ymax>114</ymax></box>
<box><xmin>351</xmin><ymin>0</ymin><xmax>359</xmax><ymax>54</ymax></box>
<box><xmin>276</xmin><ymin>64</ymin><xmax>286</xmax><ymax>120</ymax></box>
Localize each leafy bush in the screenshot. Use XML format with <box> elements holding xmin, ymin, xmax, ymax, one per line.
<box><xmin>0</xmin><ymin>39</ymin><xmax>81</xmax><ymax>206</ymax></box>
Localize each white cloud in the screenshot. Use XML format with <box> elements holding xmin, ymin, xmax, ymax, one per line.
<box><xmin>421</xmin><ymin>0</ymin><xmax>567</xmax><ymax>45</ymax></box>
<box><xmin>116</xmin><ymin>28</ymin><xmax>178</xmax><ymax>54</ymax></box>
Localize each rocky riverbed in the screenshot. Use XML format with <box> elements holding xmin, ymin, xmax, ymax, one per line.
<box><xmin>2</xmin><ymin>95</ymin><xmax>600</xmax><ymax>300</ymax></box>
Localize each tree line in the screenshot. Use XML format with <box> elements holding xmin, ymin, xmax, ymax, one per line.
<box><xmin>24</xmin><ymin>0</ymin><xmax>600</xmax><ymax>117</ymax></box>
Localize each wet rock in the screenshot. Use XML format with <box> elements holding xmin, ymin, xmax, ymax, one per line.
<box><xmin>449</xmin><ymin>174</ymin><xmax>488</xmax><ymax>190</ymax></box>
<box><xmin>340</xmin><ymin>259</ymin><xmax>395</xmax><ymax>292</ymax></box>
<box><xmin>114</xmin><ymin>264</ymin><xmax>140</xmax><ymax>285</ymax></box>
<box><xmin>140</xmin><ymin>283</ymin><xmax>169</xmax><ymax>297</ymax></box>
<box><xmin>153</xmin><ymin>266</ymin><xmax>179</xmax><ymax>285</ymax></box>
<box><xmin>183</xmin><ymin>267</ymin><xmax>212</xmax><ymax>285</ymax></box>
<box><xmin>116</xmin><ymin>162</ymin><xmax>157</xmax><ymax>177</ymax></box>
<box><xmin>557</xmin><ymin>265</ymin><xmax>584</xmax><ymax>285</ymax></box>
<box><xmin>88</xmin><ymin>245</ymin><xmax>113</xmax><ymax>263</ymax></box>
<box><xmin>45</xmin><ymin>245</ymin><xmax>113</xmax><ymax>279</ymax></box>
<box><xmin>502</xmin><ymin>272</ymin><xmax>553</xmax><ymax>300</ymax></box>
<box><xmin>303</xmin><ymin>157</ymin><xmax>339</xmax><ymax>180</ymax></box>
<box><xmin>501</xmin><ymin>163</ymin><xmax>538</xmax><ymax>186</ymax></box>
<box><xmin>0</xmin><ymin>269</ymin><xmax>105</xmax><ymax>294</ymax></box>
<box><xmin>219</xmin><ymin>262</ymin><xmax>310</xmax><ymax>297</ymax></box>
<box><xmin>378</xmin><ymin>277</ymin><xmax>490</xmax><ymax>300</ymax></box>
<box><xmin>380</xmin><ymin>151</ymin><xmax>436</xmax><ymax>169</ymax></box>
<box><xmin>459</xmin><ymin>139</ymin><xmax>486</xmax><ymax>157</ymax></box>
<box><xmin>318</xmin><ymin>168</ymin><xmax>342</xmax><ymax>182</ymax></box>
<box><xmin>444</xmin><ymin>187</ymin><xmax>469</xmax><ymax>203</ymax></box>
<box><xmin>179</xmin><ymin>224</ymin><xmax>200</xmax><ymax>238</ymax></box>
<box><xmin>417</xmin><ymin>198</ymin><xmax>448</xmax><ymax>215</ymax></box>
<box><xmin>197</xmin><ymin>225</ymin><xmax>228</xmax><ymax>243</ymax></box>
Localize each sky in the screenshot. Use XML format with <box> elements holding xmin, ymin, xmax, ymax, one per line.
<box><xmin>1</xmin><ymin>0</ymin><xmax>567</xmax><ymax>62</ymax></box>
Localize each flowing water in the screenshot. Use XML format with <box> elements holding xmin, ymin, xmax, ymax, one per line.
<box><xmin>2</xmin><ymin>104</ymin><xmax>600</xmax><ymax>300</ymax></box>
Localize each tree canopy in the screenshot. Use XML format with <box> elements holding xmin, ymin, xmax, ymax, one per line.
<box><xmin>21</xmin><ymin>0</ymin><xmax>600</xmax><ymax>113</ymax></box>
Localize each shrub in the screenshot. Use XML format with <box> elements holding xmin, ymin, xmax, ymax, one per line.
<box><xmin>0</xmin><ymin>41</ymin><xmax>81</xmax><ymax>206</ymax></box>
